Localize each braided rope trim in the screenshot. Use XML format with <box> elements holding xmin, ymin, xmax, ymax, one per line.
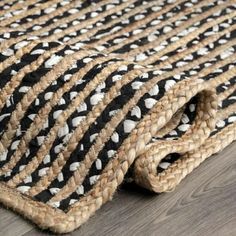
<box><xmin>134</xmin><ymin>89</ymin><xmax>218</xmax><ymax>191</ymax></box>
<box><xmin>137</xmin><ymin>112</ymin><xmax>236</xmax><ymax>193</ymax></box>
<box><xmin>134</xmin><ymin>68</ymin><xmax>236</xmax><ymax>192</ymax></box>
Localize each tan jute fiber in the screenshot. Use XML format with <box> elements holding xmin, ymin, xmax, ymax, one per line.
<box><xmin>0</xmin><ymin>0</ymin><xmax>236</xmax><ymax>233</ymax></box>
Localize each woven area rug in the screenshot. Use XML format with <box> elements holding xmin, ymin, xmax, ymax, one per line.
<box><xmin>0</xmin><ymin>0</ymin><xmax>236</xmax><ymax>233</ymax></box>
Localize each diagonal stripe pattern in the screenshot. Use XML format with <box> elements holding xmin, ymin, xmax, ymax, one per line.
<box><xmin>0</xmin><ymin>0</ymin><xmax>236</xmax><ymax>233</ymax></box>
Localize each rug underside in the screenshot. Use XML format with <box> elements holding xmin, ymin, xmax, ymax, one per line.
<box><xmin>0</xmin><ymin>0</ymin><xmax>235</xmax><ymax>233</ymax></box>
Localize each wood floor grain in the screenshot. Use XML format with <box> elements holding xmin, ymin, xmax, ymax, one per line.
<box><xmin>1</xmin><ymin>142</ymin><xmax>236</xmax><ymax>236</ymax></box>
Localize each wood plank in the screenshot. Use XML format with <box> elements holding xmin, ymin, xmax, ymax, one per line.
<box><xmin>0</xmin><ymin>206</ymin><xmax>33</xmax><ymax>236</ymax></box>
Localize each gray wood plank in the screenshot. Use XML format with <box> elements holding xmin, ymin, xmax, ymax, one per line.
<box><xmin>0</xmin><ymin>207</ymin><xmax>34</xmax><ymax>236</ymax></box>
<box><xmin>1</xmin><ymin>142</ymin><xmax>236</xmax><ymax>236</ymax></box>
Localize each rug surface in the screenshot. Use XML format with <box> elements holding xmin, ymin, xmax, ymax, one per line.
<box><xmin>0</xmin><ymin>0</ymin><xmax>236</xmax><ymax>233</ymax></box>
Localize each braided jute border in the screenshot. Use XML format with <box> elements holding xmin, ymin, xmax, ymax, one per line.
<box><xmin>0</xmin><ymin>74</ymin><xmax>235</xmax><ymax>233</ymax></box>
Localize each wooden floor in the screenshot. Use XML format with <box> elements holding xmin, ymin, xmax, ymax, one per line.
<box><xmin>1</xmin><ymin>142</ymin><xmax>236</xmax><ymax>236</ymax></box>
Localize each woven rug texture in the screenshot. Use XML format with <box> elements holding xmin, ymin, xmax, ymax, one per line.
<box><xmin>0</xmin><ymin>0</ymin><xmax>236</xmax><ymax>233</ymax></box>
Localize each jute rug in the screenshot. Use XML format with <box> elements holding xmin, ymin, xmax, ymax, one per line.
<box><xmin>0</xmin><ymin>0</ymin><xmax>235</xmax><ymax>233</ymax></box>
